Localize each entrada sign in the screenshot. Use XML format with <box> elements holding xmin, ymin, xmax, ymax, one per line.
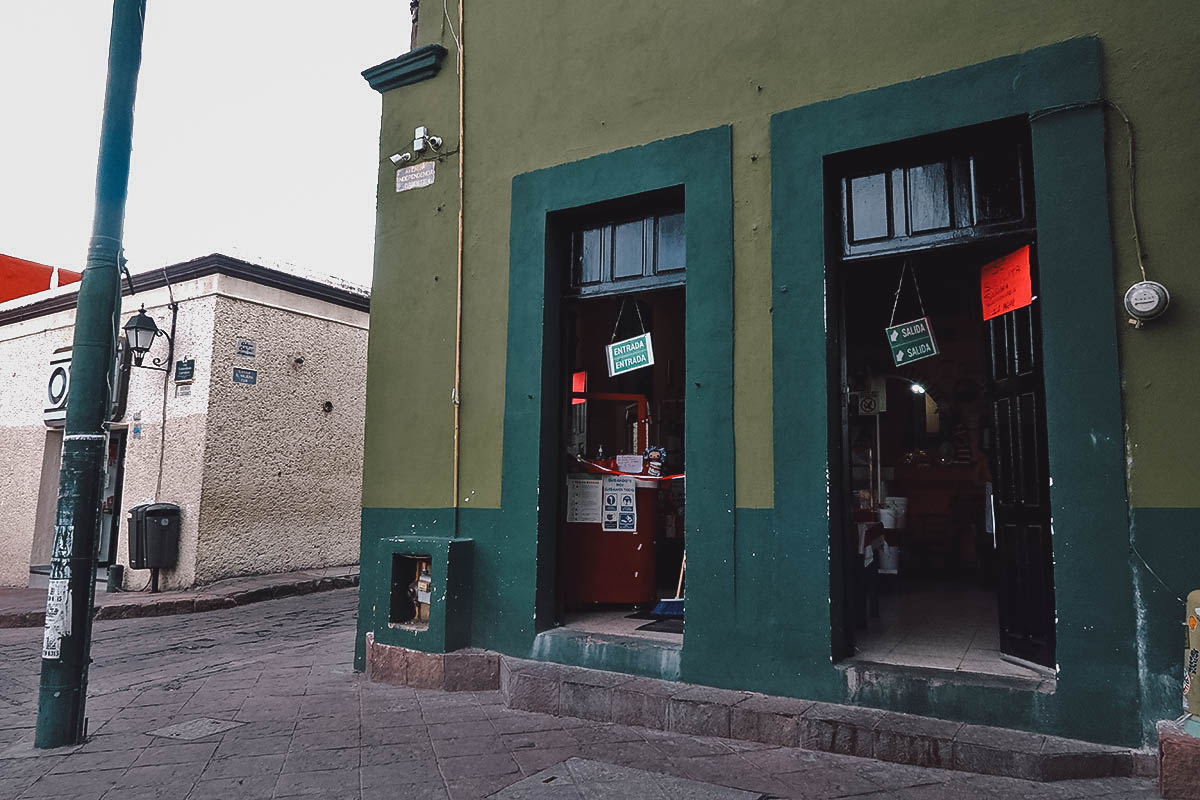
<box><xmin>885</xmin><ymin>317</ymin><xmax>938</xmax><ymax>366</ymax></box>
<box><xmin>605</xmin><ymin>332</ymin><xmax>655</xmax><ymax>377</ymax></box>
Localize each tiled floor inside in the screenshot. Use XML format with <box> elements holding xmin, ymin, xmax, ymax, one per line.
<box><xmin>852</xmin><ymin>584</ymin><xmax>1054</xmax><ymax>683</ymax></box>
<box><xmin>562</xmin><ymin>589</ymin><xmax>1054</xmax><ymax>685</ymax></box>
<box><xmin>562</xmin><ymin>608</ymin><xmax>684</xmax><ymax>644</ymax></box>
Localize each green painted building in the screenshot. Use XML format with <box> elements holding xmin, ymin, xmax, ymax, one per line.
<box><xmin>356</xmin><ymin>1</ymin><xmax>1200</xmax><ymax>748</ymax></box>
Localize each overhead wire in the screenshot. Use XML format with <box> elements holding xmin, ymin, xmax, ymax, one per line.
<box><xmin>1029</xmin><ymin>99</ymin><xmax>1147</xmax><ymax>281</ymax></box>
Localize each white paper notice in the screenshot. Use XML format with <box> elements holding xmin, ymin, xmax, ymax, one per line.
<box><xmin>615</xmin><ymin>454</ymin><xmax>644</xmax><ymax>475</ymax></box>
<box><xmin>42</xmin><ymin>578</ymin><xmax>70</xmax><ymax>659</ymax></box>
<box><xmin>602</xmin><ymin>475</ymin><xmax>637</xmax><ymax>533</ymax></box>
<box><xmin>566</xmin><ymin>476</ymin><xmax>603</xmax><ymax>523</ymax></box>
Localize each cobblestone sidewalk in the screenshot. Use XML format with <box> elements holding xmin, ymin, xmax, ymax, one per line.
<box><xmin>0</xmin><ymin>589</ymin><xmax>1158</xmax><ymax>799</ymax></box>
<box><xmin>0</xmin><ymin>565</ymin><xmax>359</xmax><ymax>628</ymax></box>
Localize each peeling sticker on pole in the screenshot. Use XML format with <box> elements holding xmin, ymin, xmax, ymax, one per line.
<box><xmin>42</xmin><ymin>579</ymin><xmax>71</xmax><ymax>659</ymax></box>
<box><xmin>49</xmin><ymin>524</ymin><xmax>73</xmax><ymax>580</ymax></box>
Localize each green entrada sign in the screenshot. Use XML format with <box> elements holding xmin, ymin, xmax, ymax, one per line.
<box><xmin>885</xmin><ymin>317</ymin><xmax>939</xmax><ymax>366</ymax></box>
<box><xmin>606</xmin><ymin>332</ymin><xmax>655</xmax><ymax>377</ymax></box>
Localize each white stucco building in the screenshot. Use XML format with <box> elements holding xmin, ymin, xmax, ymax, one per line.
<box><xmin>0</xmin><ymin>254</ymin><xmax>368</xmax><ymax>591</ymax></box>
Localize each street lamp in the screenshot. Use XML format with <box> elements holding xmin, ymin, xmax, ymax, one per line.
<box><xmin>122</xmin><ymin>304</ymin><xmax>175</xmax><ymax>370</ymax></box>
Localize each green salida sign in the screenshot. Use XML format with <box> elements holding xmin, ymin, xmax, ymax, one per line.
<box><xmin>886</xmin><ymin>317</ymin><xmax>938</xmax><ymax>366</ymax></box>
<box><xmin>606</xmin><ymin>332</ymin><xmax>655</xmax><ymax>377</ymax></box>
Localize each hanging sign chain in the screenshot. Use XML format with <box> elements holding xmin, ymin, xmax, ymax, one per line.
<box><xmin>888</xmin><ymin>260</ymin><xmax>928</xmax><ymax>327</ymax></box>
<box><xmin>610</xmin><ymin>299</ymin><xmax>626</xmax><ymax>343</ymax></box>
<box><xmin>610</xmin><ymin>297</ymin><xmax>648</xmax><ymax>343</ymax></box>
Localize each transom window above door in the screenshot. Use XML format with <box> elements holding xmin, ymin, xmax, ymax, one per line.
<box><xmin>836</xmin><ymin>119</ymin><xmax>1035</xmax><ymax>260</ymax></box>
<box><xmin>560</xmin><ymin>187</ymin><xmax>685</xmax><ymax>298</ymax></box>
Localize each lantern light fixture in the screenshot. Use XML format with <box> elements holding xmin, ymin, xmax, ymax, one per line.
<box><xmin>122</xmin><ymin>304</ymin><xmax>176</xmax><ymax>371</ymax></box>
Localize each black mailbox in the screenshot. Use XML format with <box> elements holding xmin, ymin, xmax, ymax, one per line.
<box><xmin>128</xmin><ymin>503</ymin><xmax>181</xmax><ymax>569</ymax></box>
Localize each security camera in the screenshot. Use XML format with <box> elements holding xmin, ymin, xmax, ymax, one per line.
<box><xmin>427</xmin><ymin>135</ymin><xmax>443</xmax><ymax>151</ymax></box>
<box><xmin>389</xmin><ymin>152</ymin><xmax>412</xmax><ymax>166</ymax></box>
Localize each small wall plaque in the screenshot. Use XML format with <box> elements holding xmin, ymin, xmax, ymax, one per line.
<box><xmin>174</xmin><ymin>359</ymin><xmax>195</xmax><ymax>383</ymax></box>
<box><xmin>236</xmin><ymin>338</ymin><xmax>257</xmax><ymax>358</ymax></box>
<box><xmin>396</xmin><ymin>161</ymin><xmax>435</xmax><ymax>193</ymax></box>
<box><xmin>232</xmin><ymin>367</ymin><xmax>258</xmax><ymax>386</ymax></box>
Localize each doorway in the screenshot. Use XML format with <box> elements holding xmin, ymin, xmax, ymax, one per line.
<box><xmin>549</xmin><ymin>190</ymin><xmax>688</xmax><ymax>643</ymax></box>
<box><xmin>829</xmin><ymin>120</ymin><xmax>1056</xmax><ymax>675</ymax></box>
<box><xmin>29</xmin><ymin>427</ymin><xmax>127</xmax><ymax>588</ymax></box>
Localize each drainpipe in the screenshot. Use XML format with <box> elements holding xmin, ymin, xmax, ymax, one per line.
<box><xmin>450</xmin><ymin>0</ymin><xmax>465</xmax><ymax>529</ymax></box>
<box><xmin>35</xmin><ymin>0</ymin><xmax>146</xmax><ymax>749</ymax></box>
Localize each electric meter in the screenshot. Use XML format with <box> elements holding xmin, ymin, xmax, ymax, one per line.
<box><xmin>1123</xmin><ymin>280</ymin><xmax>1170</xmax><ymax>324</ymax></box>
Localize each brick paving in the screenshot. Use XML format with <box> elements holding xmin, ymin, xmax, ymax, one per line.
<box><xmin>0</xmin><ymin>589</ymin><xmax>1159</xmax><ymax>799</ymax></box>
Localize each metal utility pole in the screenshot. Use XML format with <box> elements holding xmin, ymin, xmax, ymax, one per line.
<box><xmin>35</xmin><ymin>0</ymin><xmax>147</xmax><ymax>749</ymax></box>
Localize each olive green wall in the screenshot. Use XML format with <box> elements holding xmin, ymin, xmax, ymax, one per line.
<box><xmin>364</xmin><ymin>0</ymin><xmax>1200</xmax><ymax>513</ymax></box>
<box><xmin>362</xmin><ymin>53</ymin><xmax>460</xmax><ymax>510</ymax></box>
<box><xmin>360</xmin><ymin>0</ymin><xmax>1200</xmax><ymax>746</ymax></box>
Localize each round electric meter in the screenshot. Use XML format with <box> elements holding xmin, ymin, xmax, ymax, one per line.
<box><xmin>1124</xmin><ymin>280</ymin><xmax>1170</xmax><ymax>322</ymax></box>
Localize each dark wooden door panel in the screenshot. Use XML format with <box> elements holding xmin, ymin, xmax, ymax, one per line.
<box><xmin>988</xmin><ymin>284</ymin><xmax>1055</xmax><ymax>668</ymax></box>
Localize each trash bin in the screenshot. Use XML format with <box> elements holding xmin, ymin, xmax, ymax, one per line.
<box><xmin>128</xmin><ymin>503</ymin><xmax>180</xmax><ymax>569</ymax></box>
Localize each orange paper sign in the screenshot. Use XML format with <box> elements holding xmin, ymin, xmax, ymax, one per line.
<box><xmin>980</xmin><ymin>245</ymin><xmax>1033</xmax><ymax>321</ymax></box>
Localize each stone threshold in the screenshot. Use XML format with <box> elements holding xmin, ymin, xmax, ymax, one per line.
<box><xmin>364</xmin><ymin>638</ymin><xmax>1156</xmax><ymax>783</ymax></box>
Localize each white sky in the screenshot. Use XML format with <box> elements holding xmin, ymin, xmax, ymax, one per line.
<box><xmin>0</xmin><ymin>2</ymin><xmax>411</xmax><ymax>288</ymax></box>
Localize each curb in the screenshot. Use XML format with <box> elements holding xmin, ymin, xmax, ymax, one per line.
<box><xmin>0</xmin><ymin>573</ymin><xmax>358</xmax><ymax>629</ymax></box>
<box><xmin>362</xmin><ymin>639</ymin><xmax>1156</xmax><ymax>784</ymax></box>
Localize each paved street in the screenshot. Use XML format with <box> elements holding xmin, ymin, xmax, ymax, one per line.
<box><xmin>0</xmin><ymin>589</ymin><xmax>1159</xmax><ymax>799</ymax></box>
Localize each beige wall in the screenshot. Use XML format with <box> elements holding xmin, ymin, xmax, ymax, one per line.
<box><xmin>195</xmin><ymin>288</ymin><xmax>366</xmax><ymax>584</ymax></box>
<box><xmin>0</xmin><ymin>305</ymin><xmax>80</xmax><ymax>585</ymax></box>
<box><xmin>117</xmin><ymin>287</ymin><xmax>217</xmax><ymax>590</ymax></box>
<box><xmin>0</xmin><ymin>269</ymin><xmax>367</xmax><ymax>589</ymax></box>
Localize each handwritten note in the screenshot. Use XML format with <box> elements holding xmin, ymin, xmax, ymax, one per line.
<box><xmin>980</xmin><ymin>245</ymin><xmax>1033</xmax><ymax>321</ymax></box>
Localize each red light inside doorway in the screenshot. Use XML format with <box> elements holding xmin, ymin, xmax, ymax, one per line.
<box><xmin>572</xmin><ymin>371</ymin><xmax>587</xmax><ymax>404</ymax></box>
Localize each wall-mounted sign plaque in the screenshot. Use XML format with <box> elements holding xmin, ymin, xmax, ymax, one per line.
<box><xmin>174</xmin><ymin>359</ymin><xmax>195</xmax><ymax>383</ymax></box>
<box><xmin>396</xmin><ymin>161</ymin><xmax>435</xmax><ymax>193</ymax></box>
<box><xmin>232</xmin><ymin>367</ymin><xmax>258</xmax><ymax>385</ymax></box>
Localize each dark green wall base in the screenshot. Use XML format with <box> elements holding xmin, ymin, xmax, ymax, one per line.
<box><xmin>356</xmin><ymin>508</ymin><xmax>459</xmax><ymax>670</ymax></box>
<box><xmin>366</xmin><ymin>535</ymin><xmax>473</xmax><ymax>654</ymax></box>
<box><xmin>1131</xmin><ymin>507</ymin><xmax>1200</xmax><ymax>739</ymax></box>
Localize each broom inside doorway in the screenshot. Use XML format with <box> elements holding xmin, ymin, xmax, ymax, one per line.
<box><xmin>651</xmin><ymin>553</ymin><xmax>685</xmax><ymax>618</ymax></box>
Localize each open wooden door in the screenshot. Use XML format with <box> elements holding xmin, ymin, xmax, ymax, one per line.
<box><xmin>986</xmin><ymin>289</ymin><xmax>1056</xmax><ymax>668</ymax></box>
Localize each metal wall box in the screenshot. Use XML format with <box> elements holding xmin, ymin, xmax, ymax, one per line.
<box><xmin>128</xmin><ymin>503</ymin><xmax>181</xmax><ymax>569</ymax></box>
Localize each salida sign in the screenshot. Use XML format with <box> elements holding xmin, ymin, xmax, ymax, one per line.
<box><xmin>885</xmin><ymin>317</ymin><xmax>939</xmax><ymax>366</ymax></box>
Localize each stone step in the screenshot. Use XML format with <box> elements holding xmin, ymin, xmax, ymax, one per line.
<box><xmin>495</xmin><ymin>655</ymin><xmax>1157</xmax><ymax>783</ymax></box>
<box><xmin>362</xmin><ymin>638</ymin><xmax>1157</xmax><ymax>783</ymax></box>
